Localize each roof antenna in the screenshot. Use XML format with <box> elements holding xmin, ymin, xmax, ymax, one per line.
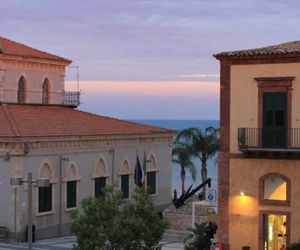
<box><xmin>68</xmin><ymin>65</ymin><xmax>80</xmax><ymax>92</ymax></box>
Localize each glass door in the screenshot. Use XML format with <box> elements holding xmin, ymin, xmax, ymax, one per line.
<box><xmin>263</xmin><ymin>214</ymin><xmax>287</xmax><ymax>250</ymax></box>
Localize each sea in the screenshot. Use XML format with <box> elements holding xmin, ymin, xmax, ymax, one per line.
<box><xmin>131</xmin><ymin>120</ymin><xmax>220</xmax><ymax>195</ymax></box>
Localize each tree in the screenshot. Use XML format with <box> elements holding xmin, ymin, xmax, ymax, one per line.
<box><xmin>172</xmin><ymin>140</ymin><xmax>196</xmax><ymax>194</ymax></box>
<box><xmin>176</xmin><ymin>127</ymin><xmax>219</xmax><ymax>185</ymax></box>
<box><xmin>184</xmin><ymin>222</ymin><xmax>210</xmax><ymax>250</ymax></box>
<box><xmin>70</xmin><ymin>186</ymin><xmax>167</xmax><ymax>250</ymax></box>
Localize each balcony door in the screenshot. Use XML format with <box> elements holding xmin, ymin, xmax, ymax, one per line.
<box><xmin>262</xmin><ymin>92</ymin><xmax>287</xmax><ymax>148</ymax></box>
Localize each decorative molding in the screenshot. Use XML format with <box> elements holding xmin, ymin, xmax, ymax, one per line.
<box><xmin>0</xmin><ymin>57</ymin><xmax>65</xmax><ymax>74</ymax></box>
<box><xmin>0</xmin><ymin>136</ymin><xmax>174</xmax><ymax>154</ymax></box>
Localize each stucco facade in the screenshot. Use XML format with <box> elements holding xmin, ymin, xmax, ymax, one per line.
<box><xmin>0</xmin><ymin>37</ymin><xmax>175</xmax><ymax>241</ymax></box>
<box><xmin>215</xmin><ymin>41</ymin><xmax>300</xmax><ymax>250</ymax></box>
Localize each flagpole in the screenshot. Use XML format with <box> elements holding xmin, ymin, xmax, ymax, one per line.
<box><xmin>143</xmin><ymin>151</ymin><xmax>147</xmax><ymax>191</ymax></box>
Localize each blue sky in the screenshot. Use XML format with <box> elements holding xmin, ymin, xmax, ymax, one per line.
<box><xmin>2</xmin><ymin>0</ymin><xmax>300</xmax><ymax>119</ymax></box>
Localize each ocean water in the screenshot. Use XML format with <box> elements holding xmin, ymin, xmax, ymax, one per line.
<box><xmin>132</xmin><ymin>120</ymin><xmax>220</xmax><ymax>194</ymax></box>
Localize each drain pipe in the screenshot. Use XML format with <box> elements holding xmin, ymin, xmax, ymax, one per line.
<box><xmin>58</xmin><ymin>156</ymin><xmax>63</xmax><ymax>237</ymax></box>
<box><xmin>109</xmin><ymin>149</ymin><xmax>115</xmax><ymax>185</ymax></box>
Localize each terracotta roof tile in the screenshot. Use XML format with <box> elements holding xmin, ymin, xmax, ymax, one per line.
<box><xmin>0</xmin><ymin>104</ymin><xmax>175</xmax><ymax>138</ymax></box>
<box><xmin>0</xmin><ymin>37</ymin><xmax>71</xmax><ymax>63</ymax></box>
<box><xmin>214</xmin><ymin>40</ymin><xmax>300</xmax><ymax>59</ymax></box>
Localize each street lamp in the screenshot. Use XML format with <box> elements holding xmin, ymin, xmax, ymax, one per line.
<box><xmin>10</xmin><ymin>172</ymin><xmax>49</xmax><ymax>250</ymax></box>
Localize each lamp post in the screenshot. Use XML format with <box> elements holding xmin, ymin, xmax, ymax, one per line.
<box><xmin>10</xmin><ymin>173</ymin><xmax>49</xmax><ymax>250</ymax></box>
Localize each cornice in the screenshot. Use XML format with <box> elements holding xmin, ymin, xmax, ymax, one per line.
<box><xmin>0</xmin><ymin>56</ymin><xmax>65</xmax><ymax>74</ymax></box>
<box><xmin>0</xmin><ymin>135</ymin><xmax>174</xmax><ymax>155</ymax></box>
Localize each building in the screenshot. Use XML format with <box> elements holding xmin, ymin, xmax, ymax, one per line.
<box><xmin>214</xmin><ymin>41</ymin><xmax>300</xmax><ymax>250</ymax></box>
<box><xmin>0</xmin><ymin>37</ymin><xmax>175</xmax><ymax>241</ymax></box>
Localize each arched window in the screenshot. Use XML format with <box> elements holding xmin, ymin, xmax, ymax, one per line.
<box><xmin>259</xmin><ymin>173</ymin><xmax>290</xmax><ymax>206</ymax></box>
<box><xmin>92</xmin><ymin>158</ymin><xmax>109</xmax><ymax>198</ymax></box>
<box><xmin>64</xmin><ymin>163</ymin><xmax>80</xmax><ymax>209</ymax></box>
<box><xmin>42</xmin><ymin>79</ymin><xmax>49</xmax><ymax>104</ymax></box>
<box><xmin>147</xmin><ymin>154</ymin><xmax>158</xmax><ymax>195</ymax></box>
<box><xmin>17</xmin><ymin>76</ymin><xmax>26</xmax><ymax>103</ymax></box>
<box><xmin>119</xmin><ymin>159</ymin><xmax>131</xmax><ymax>199</ymax></box>
<box><xmin>38</xmin><ymin>163</ymin><xmax>53</xmax><ymax>213</ymax></box>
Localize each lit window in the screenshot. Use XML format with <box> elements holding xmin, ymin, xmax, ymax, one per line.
<box><xmin>264</xmin><ymin>175</ymin><xmax>287</xmax><ymax>201</ymax></box>
<box><xmin>259</xmin><ymin>173</ymin><xmax>290</xmax><ymax>206</ymax></box>
<box><xmin>18</xmin><ymin>77</ymin><xmax>26</xmax><ymax>103</ymax></box>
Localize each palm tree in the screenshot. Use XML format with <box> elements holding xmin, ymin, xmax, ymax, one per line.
<box><xmin>172</xmin><ymin>141</ymin><xmax>196</xmax><ymax>195</ymax></box>
<box><xmin>176</xmin><ymin>127</ymin><xmax>219</xmax><ymax>185</ymax></box>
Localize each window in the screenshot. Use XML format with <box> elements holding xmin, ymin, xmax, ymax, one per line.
<box><xmin>64</xmin><ymin>164</ymin><xmax>80</xmax><ymax>209</ymax></box>
<box><xmin>259</xmin><ymin>173</ymin><xmax>290</xmax><ymax>206</ymax></box>
<box><xmin>67</xmin><ymin>181</ymin><xmax>77</xmax><ymax>208</ymax></box>
<box><xmin>121</xmin><ymin>175</ymin><xmax>129</xmax><ymax>199</ymax></box>
<box><xmin>38</xmin><ymin>162</ymin><xmax>53</xmax><ymax>213</ymax></box>
<box><xmin>146</xmin><ymin>154</ymin><xmax>158</xmax><ymax>195</ymax></box>
<box><xmin>18</xmin><ymin>77</ymin><xmax>26</xmax><ymax>103</ymax></box>
<box><xmin>95</xmin><ymin>177</ymin><xmax>106</xmax><ymax>197</ymax></box>
<box><xmin>147</xmin><ymin>171</ymin><xmax>156</xmax><ymax>195</ymax></box>
<box><xmin>42</xmin><ymin>79</ymin><xmax>49</xmax><ymax>104</ymax></box>
<box><xmin>38</xmin><ymin>184</ymin><xmax>52</xmax><ymax>213</ymax></box>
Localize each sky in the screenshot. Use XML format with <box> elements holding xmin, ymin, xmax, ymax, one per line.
<box><xmin>2</xmin><ymin>0</ymin><xmax>300</xmax><ymax>119</ymax></box>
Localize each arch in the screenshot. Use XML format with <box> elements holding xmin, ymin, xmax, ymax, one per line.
<box><xmin>118</xmin><ymin>157</ymin><xmax>132</xmax><ymax>175</ymax></box>
<box><xmin>64</xmin><ymin>162</ymin><xmax>81</xmax><ymax>182</ymax></box>
<box><xmin>147</xmin><ymin>153</ymin><xmax>159</xmax><ymax>172</ymax></box>
<box><xmin>42</xmin><ymin>78</ymin><xmax>50</xmax><ymax>104</ymax></box>
<box><xmin>92</xmin><ymin>156</ymin><xmax>109</xmax><ymax>178</ymax></box>
<box><xmin>17</xmin><ymin>76</ymin><xmax>26</xmax><ymax>103</ymax></box>
<box><xmin>259</xmin><ymin>172</ymin><xmax>291</xmax><ymax>206</ymax></box>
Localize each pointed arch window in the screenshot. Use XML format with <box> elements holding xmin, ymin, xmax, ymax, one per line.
<box><xmin>38</xmin><ymin>163</ymin><xmax>53</xmax><ymax>213</ymax></box>
<box><xmin>119</xmin><ymin>159</ymin><xmax>131</xmax><ymax>199</ymax></box>
<box><xmin>42</xmin><ymin>79</ymin><xmax>50</xmax><ymax>104</ymax></box>
<box><xmin>64</xmin><ymin>164</ymin><xmax>80</xmax><ymax>209</ymax></box>
<box><xmin>147</xmin><ymin>155</ymin><xmax>159</xmax><ymax>195</ymax></box>
<box><xmin>92</xmin><ymin>158</ymin><xmax>108</xmax><ymax>198</ymax></box>
<box><xmin>17</xmin><ymin>77</ymin><xmax>26</xmax><ymax>103</ymax></box>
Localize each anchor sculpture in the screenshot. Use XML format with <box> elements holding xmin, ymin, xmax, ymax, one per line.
<box><xmin>172</xmin><ymin>178</ymin><xmax>211</xmax><ymax>208</ymax></box>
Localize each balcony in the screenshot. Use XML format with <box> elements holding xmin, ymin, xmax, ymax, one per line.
<box><xmin>64</xmin><ymin>91</ymin><xmax>80</xmax><ymax>107</ymax></box>
<box><xmin>238</xmin><ymin>128</ymin><xmax>300</xmax><ymax>157</ymax></box>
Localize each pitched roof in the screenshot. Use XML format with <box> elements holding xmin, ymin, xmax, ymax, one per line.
<box><xmin>214</xmin><ymin>40</ymin><xmax>300</xmax><ymax>60</ymax></box>
<box><xmin>0</xmin><ymin>104</ymin><xmax>175</xmax><ymax>139</ymax></box>
<box><xmin>0</xmin><ymin>37</ymin><xmax>72</xmax><ymax>63</ymax></box>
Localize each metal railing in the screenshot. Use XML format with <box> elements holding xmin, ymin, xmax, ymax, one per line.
<box><xmin>238</xmin><ymin>128</ymin><xmax>300</xmax><ymax>150</ymax></box>
<box><xmin>64</xmin><ymin>91</ymin><xmax>80</xmax><ymax>107</ymax></box>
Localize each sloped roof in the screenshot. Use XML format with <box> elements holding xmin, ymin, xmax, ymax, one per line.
<box><xmin>0</xmin><ymin>37</ymin><xmax>71</xmax><ymax>63</ymax></box>
<box><xmin>214</xmin><ymin>40</ymin><xmax>300</xmax><ymax>60</ymax></box>
<box><xmin>0</xmin><ymin>104</ymin><xmax>174</xmax><ymax>138</ymax></box>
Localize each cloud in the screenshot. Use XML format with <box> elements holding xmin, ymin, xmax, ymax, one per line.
<box><xmin>181</xmin><ymin>73</ymin><xmax>220</xmax><ymax>79</ymax></box>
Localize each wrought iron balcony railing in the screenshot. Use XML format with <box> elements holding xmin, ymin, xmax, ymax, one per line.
<box><xmin>238</xmin><ymin>128</ymin><xmax>300</xmax><ymax>151</ymax></box>
<box><xmin>64</xmin><ymin>91</ymin><xmax>80</xmax><ymax>107</ymax></box>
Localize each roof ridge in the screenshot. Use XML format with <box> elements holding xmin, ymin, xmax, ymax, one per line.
<box><xmin>73</xmin><ymin>108</ymin><xmax>176</xmax><ymax>133</ymax></box>
<box><xmin>1</xmin><ymin>105</ymin><xmax>20</xmax><ymax>137</ymax></box>
<box><xmin>0</xmin><ymin>36</ymin><xmax>71</xmax><ymax>63</ymax></box>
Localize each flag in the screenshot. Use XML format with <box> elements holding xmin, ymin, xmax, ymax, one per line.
<box><xmin>134</xmin><ymin>155</ymin><xmax>143</xmax><ymax>187</ymax></box>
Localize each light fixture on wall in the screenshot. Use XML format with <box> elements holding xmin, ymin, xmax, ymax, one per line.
<box><xmin>240</xmin><ymin>191</ymin><xmax>246</xmax><ymax>196</ymax></box>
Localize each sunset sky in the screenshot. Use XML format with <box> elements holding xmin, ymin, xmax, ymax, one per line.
<box><xmin>2</xmin><ymin>0</ymin><xmax>300</xmax><ymax>119</ymax></box>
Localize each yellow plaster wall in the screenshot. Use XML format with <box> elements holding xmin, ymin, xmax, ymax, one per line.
<box><xmin>230</xmin><ymin>63</ymin><xmax>300</xmax><ymax>153</ymax></box>
<box><xmin>228</xmin><ymin>158</ymin><xmax>300</xmax><ymax>249</ymax></box>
